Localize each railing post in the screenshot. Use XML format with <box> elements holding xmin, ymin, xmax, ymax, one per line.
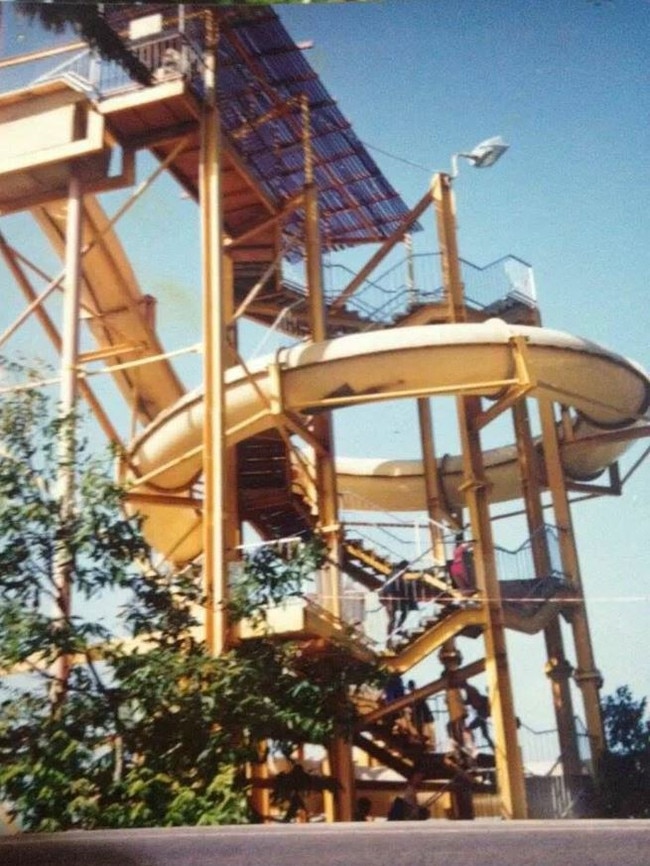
<box><xmin>538</xmin><ymin>396</ymin><xmax>605</xmax><ymax>767</ymax></box>
<box><xmin>88</xmin><ymin>49</ymin><xmax>101</xmax><ymax>91</ymax></box>
<box><xmin>512</xmin><ymin>399</ymin><xmax>582</xmax><ymax>783</ymax></box>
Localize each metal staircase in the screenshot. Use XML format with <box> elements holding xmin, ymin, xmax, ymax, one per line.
<box><xmin>354</xmin><ymin>697</ymin><xmax>497</xmax><ymax>793</ymax></box>
<box><xmin>237</xmin><ymin>432</ymin><xmax>314</xmax><ymax>540</ymax></box>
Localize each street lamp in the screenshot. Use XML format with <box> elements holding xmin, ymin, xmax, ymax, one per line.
<box><xmin>434</xmin><ymin>135</ymin><xmax>510</xmax><ymax>321</ymax></box>
<box><xmin>451</xmin><ymin>135</ymin><xmax>509</xmax><ymax>178</ymax></box>
<box><xmin>431</xmin><ymin>132</ymin><xmax>528</xmax><ymax>818</ymax></box>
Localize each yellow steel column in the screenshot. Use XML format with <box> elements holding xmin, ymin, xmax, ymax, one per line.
<box><xmin>417</xmin><ymin>397</ymin><xmax>446</xmax><ymax>565</ymax></box>
<box><xmin>327</xmin><ymin>735</ymin><xmax>356</xmax><ymax>822</ymax></box>
<box><xmin>419</xmin><ymin>396</ymin><xmax>467</xmax><ymax>735</ymax></box>
<box><xmin>456</xmin><ymin>396</ymin><xmax>527</xmax><ymax>818</ymax></box>
<box><xmin>439</xmin><ymin>641</ymin><xmax>466</xmax><ymax>734</ymax></box>
<box><xmin>249</xmin><ymin>742</ymin><xmax>271</xmax><ymax>822</ymax></box>
<box><xmin>302</xmin><ymin>97</ymin><xmax>340</xmax><ymax>619</ymax></box>
<box><xmin>432</xmin><ymin>173</ymin><xmax>465</xmax><ymax>322</ymax></box>
<box><xmin>222</xmin><ymin>252</ymin><xmax>241</xmax><ymax>617</ymax></box>
<box><xmin>512</xmin><ymin>400</ymin><xmax>582</xmax><ymax>779</ymax></box>
<box><xmin>200</xmin><ymin>16</ymin><xmax>228</xmax><ymax>655</ymax></box>
<box><xmin>321</xmin><ymin>753</ymin><xmax>336</xmax><ymax>823</ymax></box>
<box><xmin>433</xmin><ymin>170</ymin><xmax>526</xmax><ymax>818</ymax></box>
<box><xmin>538</xmin><ymin>397</ymin><xmax>604</xmax><ymax>764</ymax></box>
<box><xmin>51</xmin><ymin>173</ymin><xmax>83</xmax><ymax>707</ymax></box>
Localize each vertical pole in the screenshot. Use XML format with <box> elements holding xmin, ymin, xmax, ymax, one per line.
<box><xmin>456</xmin><ymin>396</ymin><xmax>527</xmax><ymax>818</ymax></box>
<box><xmin>51</xmin><ymin>174</ymin><xmax>83</xmax><ymax>707</ymax></box>
<box><xmin>538</xmin><ymin>397</ymin><xmax>604</xmax><ymax>766</ymax></box>
<box><xmin>417</xmin><ymin>397</ymin><xmax>446</xmax><ymax>566</ymax></box>
<box><xmin>200</xmin><ymin>14</ymin><xmax>228</xmax><ymax>655</ymax></box>
<box><xmin>439</xmin><ymin>640</ymin><xmax>466</xmax><ymax>736</ymax></box>
<box><xmin>512</xmin><ymin>400</ymin><xmax>582</xmax><ymax>780</ymax></box>
<box><xmin>321</xmin><ymin>753</ymin><xmax>336</xmax><ymax>823</ymax></box>
<box><xmin>222</xmin><ymin>251</ymin><xmax>241</xmax><ymax>585</ymax></box>
<box><xmin>302</xmin><ymin>96</ymin><xmax>340</xmax><ymax>620</ymax></box>
<box><xmin>404</xmin><ymin>231</ymin><xmax>416</xmax><ymax>308</ymax></box>
<box><xmin>59</xmin><ymin>176</ymin><xmax>83</xmax><ymax>459</ymax></box>
<box><xmin>434</xmin><ymin>170</ymin><xmax>526</xmax><ymax>818</ymax></box>
<box><xmin>327</xmin><ymin>735</ymin><xmax>355</xmax><ymax>821</ymax></box>
<box><xmin>432</xmin><ymin>173</ymin><xmax>465</xmax><ymax>323</ymax></box>
<box><xmin>249</xmin><ymin>741</ymin><xmax>270</xmax><ymax>822</ymax></box>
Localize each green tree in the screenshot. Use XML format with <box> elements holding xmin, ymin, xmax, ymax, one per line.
<box><xmin>597</xmin><ymin>685</ymin><xmax>650</xmax><ymax>818</ymax></box>
<box><xmin>0</xmin><ymin>363</ymin><xmax>382</xmax><ymax>831</ymax></box>
<box><xmin>602</xmin><ymin>685</ymin><xmax>650</xmax><ymax>755</ymax></box>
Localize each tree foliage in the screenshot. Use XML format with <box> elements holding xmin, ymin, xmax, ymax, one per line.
<box><xmin>597</xmin><ymin>685</ymin><xmax>650</xmax><ymax>818</ymax></box>
<box><xmin>602</xmin><ymin>685</ymin><xmax>650</xmax><ymax>756</ymax></box>
<box><xmin>0</xmin><ymin>364</ymin><xmax>382</xmax><ymax>831</ymax></box>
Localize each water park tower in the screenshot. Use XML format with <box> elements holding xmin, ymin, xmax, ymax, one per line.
<box><xmin>1</xmin><ymin>5</ymin><xmax>648</xmax><ymax>822</ymax></box>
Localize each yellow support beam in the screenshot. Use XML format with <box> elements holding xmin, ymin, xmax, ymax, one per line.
<box><xmin>538</xmin><ymin>396</ymin><xmax>605</xmax><ymax>763</ymax></box>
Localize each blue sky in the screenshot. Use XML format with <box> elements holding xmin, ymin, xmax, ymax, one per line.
<box><xmin>276</xmin><ymin>0</ymin><xmax>650</xmax><ymax>729</ymax></box>
<box><xmin>1</xmin><ymin>1</ymin><xmax>648</xmax><ymax>737</ymax></box>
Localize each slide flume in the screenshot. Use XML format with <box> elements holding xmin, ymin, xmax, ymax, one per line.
<box><xmin>125</xmin><ymin>321</ymin><xmax>649</xmax><ymax>563</ymax></box>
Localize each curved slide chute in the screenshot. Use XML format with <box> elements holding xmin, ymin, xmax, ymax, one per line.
<box><xmin>125</xmin><ymin>321</ymin><xmax>649</xmax><ymax>563</ymax></box>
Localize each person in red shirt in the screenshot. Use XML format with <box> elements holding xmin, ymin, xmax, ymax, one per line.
<box><xmin>449</xmin><ymin>532</ymin><xmax>476</xmax><ymax>595</ymax></box>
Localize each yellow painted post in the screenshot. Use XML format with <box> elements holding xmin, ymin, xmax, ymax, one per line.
<box><xmin>51</xmin><ymin>173</ymin><xmax>83</xmax><ymax>707</ymax></box>
<box><xmin>538</xmin><ymin>397</ymin><xmax>605</xmax><ymax>765</ymax></box>
<box><xmin>417</xmin><ymin>397</ymin><xmax>446</xmax><ymax>566</ymax></box>
<box><xmin>200</xmin><ymin>16</ymin><xmax>228</xmax><ymax>655</ymax></box>
<box><xmin>456</xmin><ymin>396</ymin><xmax>528</xmax><ymax>818</ymax></box>
<box><xmin>439</xmin><ymin>640</ymin><xmax>466</xmax><ymax>732</ymax></box>
<box><xmin>512</xmin><ymin>400</ymin><xmax>582</xmax><ymax>780</ymax></box>
<box><xmin>302</xmin><ymin>97</ymin><xmax>341</xmax><ymax>620</ymax></box>
<box><xmin>222</xmin><ymin>251</ymin><xmax>241</xmax><ymax>627</ymax></box>
<box><xmin>433</xmin><ymin>168</ymin><xmax>526</xmax><ymax>818</ymax></box>
<box><xmin>249</xmin><ymin>742</ymin><xmax>271</xmax><ymax>822</ymax></box>
<box><xmin>432</xmin><ymin>173</ymin><xmax>465</xmax><ymax>323</ymax></box>
<box><xmin>419</xmin><ymin>397</ymin><xmax>466</xmax><ymax>736</ymax></box>
<box><xmin>321</xmin><ymin>753</ymin><xmax>336</xmax><ymax>823</ymax></box>
<box><xmin>328</xmin><ymin>735</ymin><xmax>356</xmax><ymax>822</ymax></box>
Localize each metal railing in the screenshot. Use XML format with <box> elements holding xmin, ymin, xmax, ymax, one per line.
<box><xmin>322</xmin><ymin>252</ymin><xmax>537</xmax><ymax>326</ymax></box>
<box><xmin>32</xmin><ymin>30</ymin><xmax>206</xmax><ymax>101</ymax></box>
<box><xmin>494</xmin><ymin>524</ymin><xmax>567</xmax><ymax>585</ymax></box>
<box><xmin>26</xmin><ymin>30</ymin><xmax>537</xmax><ymax>333</ymax></box>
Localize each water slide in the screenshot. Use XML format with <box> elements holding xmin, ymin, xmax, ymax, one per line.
<box><xmin>125</xmin><ymin>321</ymin><xmax>649</xmax><ymax>563</ymax></box>
<box><xmin>31</xmin><ymin>200</ymin><xmax>649</xmax><ymax>564</ymax></box>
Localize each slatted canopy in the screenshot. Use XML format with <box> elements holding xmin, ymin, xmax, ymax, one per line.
<box><xmin>104</xmin><ymin>3</ymin><xmax>416</xmax><ymax>252</ymax></box>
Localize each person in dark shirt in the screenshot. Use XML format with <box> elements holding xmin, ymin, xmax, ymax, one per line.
<box><xmin>380</xmin><ymin>560</ymin><xmax>419</xmax><ymax>642</ymax></box>
<box><xmin>464</xmin><ymin>682</ymin><xmax>494</xmax><ymax>750</ymax></box>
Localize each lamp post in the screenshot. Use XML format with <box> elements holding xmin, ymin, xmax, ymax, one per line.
<box><xmin>431</xmin><ymin>137</ymin><xmax>528</xmax><ymax>819</ymax></box>
<box><xmin>434</xmin><ymin>137</ymin><xmax>509</xmax><ymax>321</ymax></box>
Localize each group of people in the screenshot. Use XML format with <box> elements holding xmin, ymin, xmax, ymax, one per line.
<box><xmin>379</xmin><ymin>688</ymin><xmax>491</xmax><ymax>823</ymax></box>
<box><xmin>359</xmin><ymin>533</ymin><xmax>488</xmax><ymax>822</ymax></box>
<box><xmin>379</xmin><ymin>533</ymin><xmax>477</xmax><ymax>646</ymax></box>
<box><xmin>381</xmin><ymin>673</ymin><xmax>493</xmax><ymax>754</ymax></box>
<box><xmin>381</xmin><ymin>675</ymin><xmax>437</xmax><ymax>751</ymax></box>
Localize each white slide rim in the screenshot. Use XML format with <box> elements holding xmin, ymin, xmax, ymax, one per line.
<box><xmin>126</xmin><ymin>321</ymin><xmax>649</xmax><ymax>562</ymax></box>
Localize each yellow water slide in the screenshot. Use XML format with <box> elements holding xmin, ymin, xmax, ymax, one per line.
<box><xmin>32</xmin><ymin>201</ymin><xmax>649</xmax><ymax>564</ymax></box>
<box><xmin>126</xmin><ymin>322</ymin><xmax>649</xmax><ymax>562</ymax></box>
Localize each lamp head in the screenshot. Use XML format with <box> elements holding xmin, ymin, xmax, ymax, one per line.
<box><xmin>460</xmin><ymin>135</ymin><xmax>509</xmax><ymax>169</ymax></box>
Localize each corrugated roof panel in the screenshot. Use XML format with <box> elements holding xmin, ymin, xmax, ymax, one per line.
<box><xmin>104</xmin><ymin>4</ymin><xmax>416</xmax><ymax>250</ymax></box>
